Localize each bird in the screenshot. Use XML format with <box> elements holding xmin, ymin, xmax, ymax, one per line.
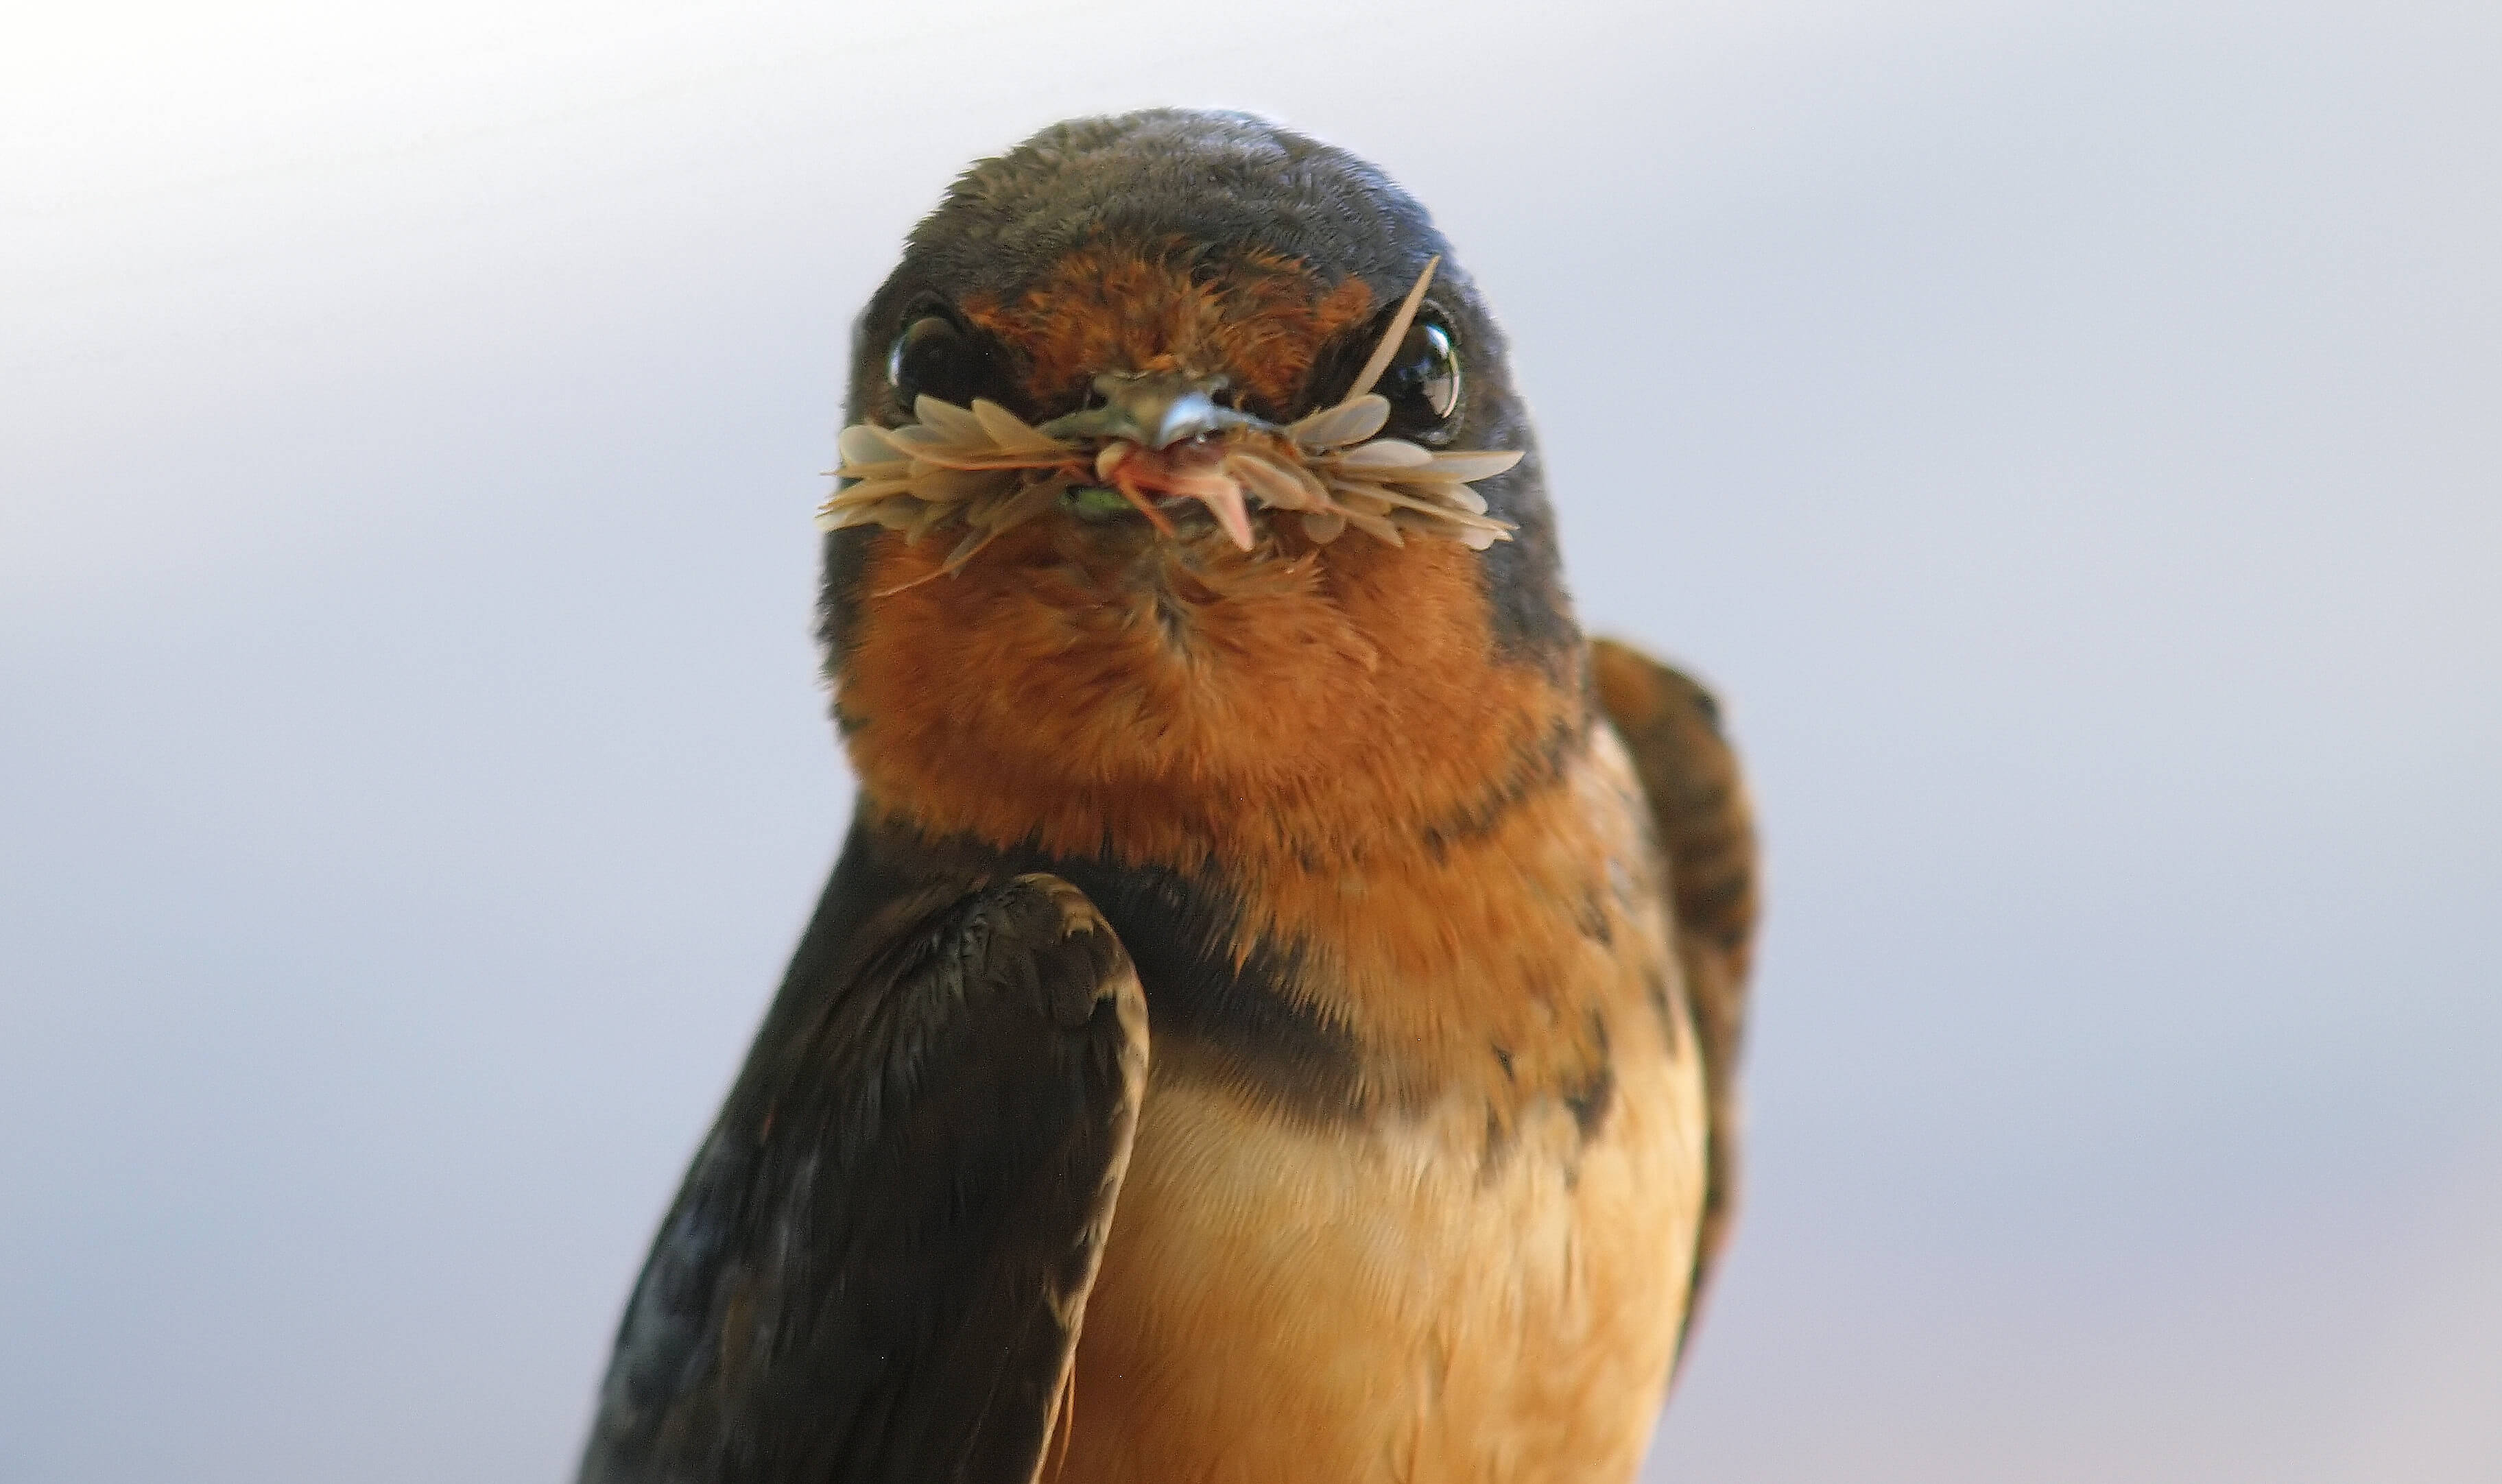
<box><xmin>575</xmin><ymin>108</ymin><xmax>1759</xmax><ymax>1484</ymax></box>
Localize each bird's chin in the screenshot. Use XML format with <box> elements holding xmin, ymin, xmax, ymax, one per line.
<box><xmin>1063</xmin><ymin>494</ymin><xmax>1260</xmax><ymax>552</ymax></box>
<box><xmin>1050</xmin><ymin>520</ymin><xmax>1298</xmax><ymax>597</ymax></box>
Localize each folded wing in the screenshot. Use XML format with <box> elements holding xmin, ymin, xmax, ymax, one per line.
<box><xmin>579</xmin><ymin>873</ymin><xmax>1147</xmax><ymax>1484</ymax></box>
<box><xmin>1593</xmin><ymin>639</ymin><xmax>1761</xmax><ymax>1360</ymax></box>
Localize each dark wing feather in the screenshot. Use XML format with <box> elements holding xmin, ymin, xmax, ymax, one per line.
<box><xmin>1591</xmin><ymin>638</ymin><xmax>1761</xmax><ymax>1360</ymax></box>
<box><xmin>579</xmin><ymin>872</ymin><xmax>1147</xmax><ymax>1484</ymax></box>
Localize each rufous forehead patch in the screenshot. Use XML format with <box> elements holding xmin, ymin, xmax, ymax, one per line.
<box><xmin>963</xmin><ymin>241</ymin><xmax>1378</xmax><ymax>416</ymax></box>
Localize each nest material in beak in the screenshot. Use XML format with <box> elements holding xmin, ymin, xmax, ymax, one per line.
<box><xmin>817</xmin><ymin>257</ymin><xmax>1523</xmax><ymax>577</ymax></box>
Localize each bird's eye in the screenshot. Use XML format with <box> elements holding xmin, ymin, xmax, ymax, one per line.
<box><xmin>886</xmin><ymin>305</ymin><xmax>1007</xmax><ymax>410</ymax></box>
<box><xmin>1378</xmin><ymin>312</ymin><xmax>1462</xmax><ymax>442</ymax></box>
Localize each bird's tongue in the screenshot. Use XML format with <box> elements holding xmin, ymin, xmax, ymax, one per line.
<box><xmin>1099</xmin><ymin>442</ymin><xmax>1256</xmax><ymax>550</ymax></box>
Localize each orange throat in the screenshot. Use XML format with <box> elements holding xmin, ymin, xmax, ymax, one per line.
<box><xmin>835</xmin><ymin>514</ymin><xmax>1583</xmax><ymax>877</ymax></box>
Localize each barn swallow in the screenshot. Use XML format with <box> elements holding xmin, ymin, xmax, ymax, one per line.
<box><xmin>577</xmin><ymin>108</ymin><xmax>1759</xmax><ymax>1484</ymax></box>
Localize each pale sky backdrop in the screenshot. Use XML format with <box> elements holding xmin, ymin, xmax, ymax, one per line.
<box><xmin>4</xmin><ymin>2</ymin><xmax>2497</xmax><ymax>1480</ymax></box>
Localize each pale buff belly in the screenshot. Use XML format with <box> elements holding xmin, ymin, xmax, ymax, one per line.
<box><xmin>1056</xmin><ymin>1027</ymin><xmax>1707</xmax><ymax>1484</ymax></box>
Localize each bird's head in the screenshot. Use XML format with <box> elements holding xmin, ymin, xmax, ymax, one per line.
<box><xmin>822</xmin><ymin>111</ymin><xmax>1583</xmax><ymax>839</ymax></box>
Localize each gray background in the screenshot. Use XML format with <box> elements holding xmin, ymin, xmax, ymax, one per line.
<box><xmin>5</xmin><ymin>2</ymin><xmax>2496</xmax><ymax>1479</ymax></box>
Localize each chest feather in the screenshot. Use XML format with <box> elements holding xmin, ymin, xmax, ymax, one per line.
<box><xmin>1054</xmin><ymin>732</ymin><xmax>1704</xmax><ymax>1484</ymax></box>
<box><xmin>1062</xmin><ymin>1033</ymin><xmax>1704</xmax><ymax>1483</ymax></box>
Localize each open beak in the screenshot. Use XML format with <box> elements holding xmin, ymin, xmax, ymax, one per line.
<box><xmin>1042</xmin><ymin>372</ymin><xmax>1269</xmax><ymax>551</ymax></box>
<box><xmin>1095</xmin><ymin>442</ymin><xmax>1256</xmax><ymax>550</ymax></box>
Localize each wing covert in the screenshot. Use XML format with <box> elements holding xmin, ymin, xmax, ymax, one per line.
<box><xmin>579</xmin><ymin>872</ymin><xmax>1147</xmax><ymax>1484</ymax></box>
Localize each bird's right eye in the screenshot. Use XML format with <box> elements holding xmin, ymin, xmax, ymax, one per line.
<box><xmin>887</xmin><ymin>308</ymin><xmax>1005</xmax><ymax>410</ymax></box>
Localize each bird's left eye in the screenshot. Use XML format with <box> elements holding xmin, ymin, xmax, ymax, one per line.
<box><xmin>1376</xmin><ymin>311</ymin><xmax>1463</xmax><ymax>444</ymax></box>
